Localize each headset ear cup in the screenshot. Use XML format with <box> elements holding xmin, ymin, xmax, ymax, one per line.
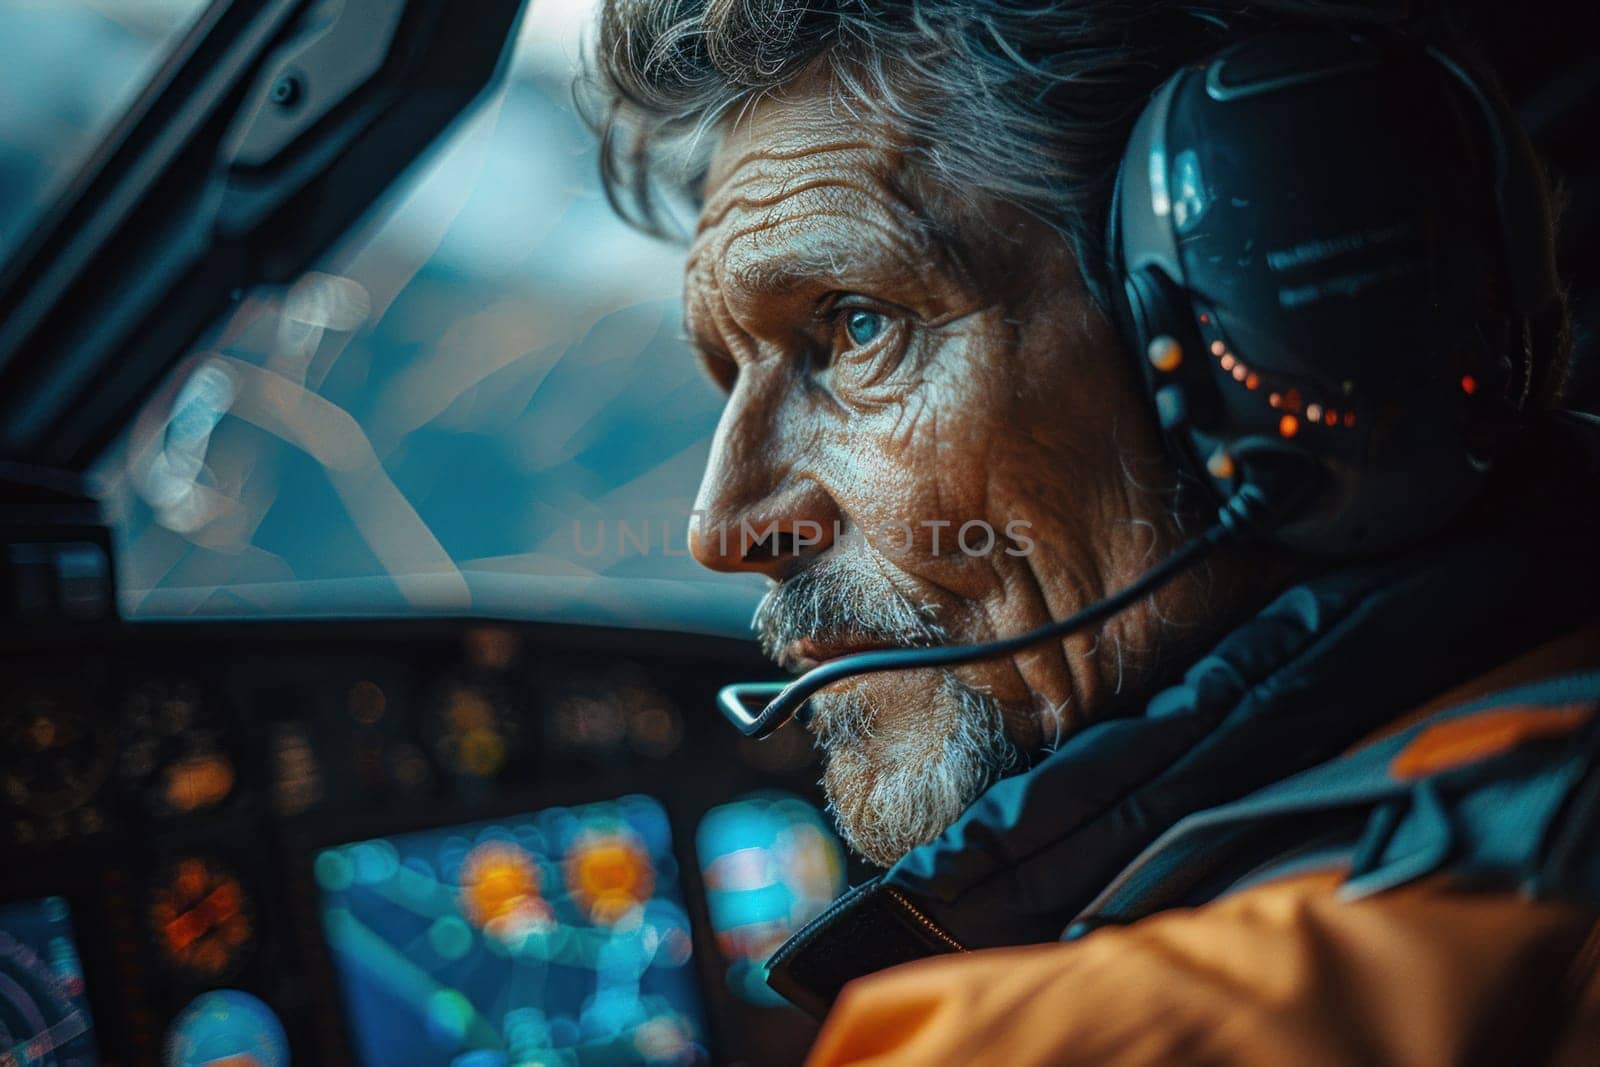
<box><xmin>1117</xmin><ymin>264</ymin><xmax>1241</xmax><ymax>518</ymax></box>
<box><xmin>1124</xmin><ymin>266</ymin><xmax>1219</xmax><ymax>433</ymax></box>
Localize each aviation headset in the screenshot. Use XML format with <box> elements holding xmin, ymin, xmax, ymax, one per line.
<box><xmin>1110</xmin><ymin>27</ymin><xmax>1560</xmax><ymax>555</ymax></box>
<box><xmin>719</xmin><ymin>26</ymin><xmax>1563</xmax><ymax>738</ymax></box>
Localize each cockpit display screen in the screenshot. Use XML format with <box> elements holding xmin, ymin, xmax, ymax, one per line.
<box><xmin>0</xmin><ymin>896</ymin><xmax>99</xmax><ymax>1067</ymax></box>
<box><xmin>316</xmin><ymin>795</ymin><xmax>708</xmax><ymax>1066</ymax></box>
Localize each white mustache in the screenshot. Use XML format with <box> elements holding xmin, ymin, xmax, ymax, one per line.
<box><xmin>752</xmin><ymin>560</ymin><xmax>946</xmax><ymax>667</ymax></box>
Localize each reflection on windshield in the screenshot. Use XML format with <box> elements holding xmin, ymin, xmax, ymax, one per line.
<box><xmin>94</xmin><ymin>0</ymin><xmax>764</xmax><ymax>636</ymax></box>
<box><xmin>0</xmin><ymin>0</ymin><xmax>206</xmax><ymax>260</ymax></box>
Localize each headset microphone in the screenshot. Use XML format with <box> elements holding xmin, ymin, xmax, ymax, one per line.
<box><xmin>719</xmin><ymin>29</ymin><xmax>1553</xmax><ymax>741</ymax></box>
<box><xmin>719</xmin><ymin>464</ymin><xmax>1318</xmax><ymax>740</ymax></box>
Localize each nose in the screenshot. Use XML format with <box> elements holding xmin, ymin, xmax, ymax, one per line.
<box><xmin>689</xmin><ymin>378</ymin><xmax>840</xmax><ymax>579</ymax></box>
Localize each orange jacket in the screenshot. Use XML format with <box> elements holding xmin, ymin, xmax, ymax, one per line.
<box><xmin>807</xmin><ymin>870</ymin><xmax>1600</xmax><ymax>1066</ymax></box>
<box><xmin>804</xmin><ymin>631</ymin><xmax>1600</xmax><ymax>1066</ymax></box>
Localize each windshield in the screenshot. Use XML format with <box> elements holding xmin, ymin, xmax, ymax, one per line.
<box><xmin>90</xmin><ymin>0</ymin><xmax>763</xmax><ymax>636</ymax></box>
<box><xmin>0</xmin><ymin>0</ymin><xmax>207</xmax><ymax>258</ymax></box>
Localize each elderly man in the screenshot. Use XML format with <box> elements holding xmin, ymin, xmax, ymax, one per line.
<box><xmin>592</xmin><ymin>0</ymin><xmax>1600</xmax><ymax>1061</ymax></box>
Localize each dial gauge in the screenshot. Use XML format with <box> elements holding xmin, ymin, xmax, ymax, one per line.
<box><xmin>147</xmin><ymin>857</ymin><xmax>256</xmax><ymax>981</ymax></box>
<box><xmin>119</xmin><ymin>677</ymin><xmax>235</xmax><ymax>817</ymax></box>
<box><xmin>0</xmin><ymin>678</ymin><xmax>112</xmax><ymax>820</ymax></box>
<box><xmin>0</xmin><ymin>897</ymin><xmax>99</xmax><ymax>1067</ymax></box>
<box><xmin>424</xmin><ymin>678</ymin><xmax>527</xmax><ymax>780</ymax></box>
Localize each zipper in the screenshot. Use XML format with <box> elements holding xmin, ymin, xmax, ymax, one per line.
<box><xmin>884</xmin><ymin>887</ymin><xmax>967</xmax><ymax>953</ymax></box>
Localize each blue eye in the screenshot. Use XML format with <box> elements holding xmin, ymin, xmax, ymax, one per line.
<box><xmin>844</xmin><ymin>309</ymin><xmax>886</xmax><ymax>347</ymax></box>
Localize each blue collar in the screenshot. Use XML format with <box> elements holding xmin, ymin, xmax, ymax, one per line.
<box><xmin>765</xmin><ymin>497</ymin><xmax>1600</xmax><ymax>1017</ymax></box>
<box><xmin>880</xmin><ymin>515</ymin><xmax>1599</xmax><ymax>947</ymax></box>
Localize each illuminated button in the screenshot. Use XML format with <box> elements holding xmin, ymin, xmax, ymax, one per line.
<box><xmin>1279</xmin><ymin>414</ymin><xmax>1301</xmax><ymax>438</ymax></box>
<box><xmin>460</xmin><ymin>841</ymin><xmax>548</xmax><ymax>932</ymax></box>
<box><xmin>1146</xmin><ymin>335</ymin><xmax>1182</xmax><ymax>373</ymax></box>
<box><xmin>149</xmin><ymin>858</ymin><xmax>254</xmax><ymax>979</ymax></box>
<box><xmin>1210</xmin><ymin>340</ymin><xmax>1225</xmax><ymax>357</ymax></box>
<box><xmin>1205</xmin><ymin>447</ymin><xmax>1237</xmax><ymax>481</ymax></box>
<box><xmin>566</xmin><ymin>832</ymin><xmax>655</xmax><ymax>925</ymax></box>
<box><xmin>1306</xmin><ymin>403</ymin><xmax>1324</xmax><ymax>423</ymax></box>
<box><xmin>165</xmin><ymin>755</ymin><xmax>234</xmax><ymax>814</ymax></box>
<box><xmin>1154</xmin><ymin>385</ymin><xmax>1187</xmax><ymax>430</ymax></box>
<box><xmin>166</xmin><ymin>989</ymin><xmax>289</xmax><ymax>1067</ymax></box>
<box><xmin>1461</xmin><ymin>374</ymin><xmax>1478</xmax><ymax>395</ymax></box>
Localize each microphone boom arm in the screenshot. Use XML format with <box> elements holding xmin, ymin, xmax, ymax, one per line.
<box><xmin>718</xmin><ymin>520</ymin><xmax>1232</xmax><ymax>739</ymax></box>
<box><xmin>714</xmin><ymin>471</ymin><xmax>1314</xmax><ymax>740</ymax></box>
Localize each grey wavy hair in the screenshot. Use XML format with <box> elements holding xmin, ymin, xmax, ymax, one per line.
<box><xmin>585</xmin><ymin>0</ymin><xmax>1579</xmax><ymax>402</ymax></box>
<box><xmin>585</xmin><ymin>0</ymin><xmax>1435</xmax><ymax>309</ymax></box>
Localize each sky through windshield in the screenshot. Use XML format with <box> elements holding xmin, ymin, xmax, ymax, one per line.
<box><xmin>74</xmin><ymin>0</ymin><xmax>765</xmax><ymax>636</ymax></box>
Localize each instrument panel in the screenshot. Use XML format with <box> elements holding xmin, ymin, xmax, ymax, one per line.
<box><xmin>0</xmin><ymin>619</ymin><xmax>837</xmax><ymax>1066</ymax></box>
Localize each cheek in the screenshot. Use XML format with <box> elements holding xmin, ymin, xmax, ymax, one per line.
<box><xmin>826</xmin><ymin>324</ymin><xmax>1047</xmax><ymax>577</ymax></box>
<box><xmin>836</xmin><ymin>325</ymin><xmax>1018</xmax><ymax>510</ymax></box>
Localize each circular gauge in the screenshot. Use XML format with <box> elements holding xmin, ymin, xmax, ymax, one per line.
<box><xmin>342</xmin><ymin>679</ymin><xmax>434</xmax><ymax>798</ymax></box>
<box><xmin>565</xmin><ymin>828</ymin><xmax>656</xmax><ymax>925</ymax></box>
<box><xmin>164</xmin><ymin>989</ymin><xmax>288</xmax><ymax>1067</ymax></box>
<box><xmin>615</xmin><ymin>678</ymin><xmax>683</xmax><ymax>759</ymax></box>
<box><xmin>0</xmin><ymin>678</ymin><xmax>113</xmax><ymax>820</ymax></box>
<box><xmin>546</xmin><ymin>668</ymin><xmax>682</xmax><ymax>762</ymax></box>
<box><xmin>147</xmin><ymin>857</ymin><xmax>256</xmax><ymax>981</ymax></box>
<box><xmin>0</xmin><ymin>917</ymin><xmax>98</xmax><ymax>1066</ymax></box>
<box><xmin>119</xmin><ymin>677</ymin><xmax>236</xmax><ymax>818</ymax></box>
<box><xmin>424</xmin><ymin>678</ymin><xmax>527</xmax><ymax>780</ymax></box>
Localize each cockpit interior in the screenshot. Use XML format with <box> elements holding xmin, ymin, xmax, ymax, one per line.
<box><xmin>1</xmin><ymin>2</ymin><xmax>1596</xmax><ymax>1066</ymax></box>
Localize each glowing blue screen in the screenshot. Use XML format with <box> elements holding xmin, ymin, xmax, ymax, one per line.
<box><xmin>317</xmin><ymin>795</ymin><xmax>707</xmax><ymax>1066</ymax></box>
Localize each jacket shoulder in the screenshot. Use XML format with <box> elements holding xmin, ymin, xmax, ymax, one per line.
<box><xmin>1075</xmin><ymin>669</ymin><xmax>1600</xmax><ymax>930</ymax></box>
<box><xmin>807</xmin><ymin>869</ymin><xmax>1600</xmax><ymax>1067</ymax></box>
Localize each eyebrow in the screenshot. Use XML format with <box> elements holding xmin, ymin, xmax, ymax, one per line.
<box><xmin>718</xmin><ymin>209</ymin><xmax>927</xmax><ymax>299</ymax></box>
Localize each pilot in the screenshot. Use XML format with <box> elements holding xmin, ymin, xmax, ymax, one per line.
<box><xmin>590</xmin><ymin>0</ymin><xmax>1600</xmax><ymax>1061</ymax></box>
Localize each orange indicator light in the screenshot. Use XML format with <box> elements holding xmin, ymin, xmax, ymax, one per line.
<box><xmin>1279</xmin><ymin>414</ymin><xmax>1300</xmax><ymax>438</ymax></box>
<box><xmin>567</xmin><ymin>833</ymin><xmax>656</xmax><ymax>925</ymax></box>
<box><xmin>1146</xmin><ymin>336</ymin><xmax>1182</xmax><ymax>373</ymax></box>
<box><xmin>461</xmin><ymin>842</ymin><xmax>543</xmax><ymax>929</ymax></box>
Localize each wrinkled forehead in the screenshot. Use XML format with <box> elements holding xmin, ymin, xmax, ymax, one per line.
<box><xmin>682</xmin><ymin>76</ymin><xmax>1058</xmax><ymax>329</ymax></box>
<box><xmin>685</xmin><ymin>82</ymin><xmax>951</xmax><ymax>306</ymax></box>
<box><xmin>699</xmin><ymin>84</ymin><xmax>905</xmax><ymax>200</ymax></box>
